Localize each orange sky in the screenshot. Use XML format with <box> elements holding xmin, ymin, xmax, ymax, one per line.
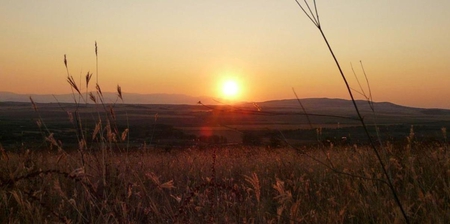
<box><xmin>1</xmin><ymin>1</ymin><xmax>450</xmax><ymax>108</ymax></box>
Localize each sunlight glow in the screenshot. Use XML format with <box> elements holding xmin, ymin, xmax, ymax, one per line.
<box><xmin>222</xmin><ymin>80</ymin><xmax>239</xmax><ymax>98</ymax></box>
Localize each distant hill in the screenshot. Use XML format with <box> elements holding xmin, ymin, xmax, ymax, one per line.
<box><xmin>2</xmin><ymin>92</ymin><xmax>450</xmax><ymax>117</ymax></box>
<box><xmin>255</xmin><ymin>98</ymin><xmax>450</xmax><ymax>117</ymax></box>
<box><xmin>0</xmin><ymin>92</ymin><xmax>215</xmax><ymax>105</ymax></box>
<box><xmin>256</xmin><ymin>98</ymin><xmax>412</xmax><ymax>112</ymax></box>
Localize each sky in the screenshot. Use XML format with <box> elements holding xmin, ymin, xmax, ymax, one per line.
<box><xmin>1</xmin><ymin>0</ymin><xmax>450</xmax><ymax>108</ymax></box>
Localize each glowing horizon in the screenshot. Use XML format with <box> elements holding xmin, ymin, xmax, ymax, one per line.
<box><xmin>1</xmin><ymin>1</ymin><xmax>450</xmax><ymax>109</ymax></box>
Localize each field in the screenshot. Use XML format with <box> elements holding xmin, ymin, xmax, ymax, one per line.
<box><xmin>2</xmin><ymin>100</ymin><xmax>450</xmax><ymax>149</ymax></box>
<box><xmin>1</xmin><ymin>101</ymin><xmax>450</xmax><ymax>223</ymax></box>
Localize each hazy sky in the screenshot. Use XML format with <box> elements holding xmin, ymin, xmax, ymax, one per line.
<box><xmin>1</xmin><ymin>1</ymin><xmax>450</xmax><ymax>108</ymax></box>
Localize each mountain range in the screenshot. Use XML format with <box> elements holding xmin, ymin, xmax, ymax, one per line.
<box><xmin>1</xmin><ymin>92</ymin><xmax>450</xmax><ymax>117</ymax></box>
<box><xmin>0</xmin><ymin>91</ymin><xmax>215</xmax><ymax>105</ymax></box>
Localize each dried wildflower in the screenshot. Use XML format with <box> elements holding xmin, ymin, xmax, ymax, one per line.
<box><xmin>46</xmin><ymin>133</ymin><xmax>58</xmax><ymax>147</ymax></box>
<box><xmin>67</xmin><ymin>76</ymin><xmax>81</xmax><ymax>95</ymax></box>
<box><xmin>159</xmin><ymin>180</ymin><xmax>175</xmax><ymax>190</ymax></box>
<box><xmin>121</xmin><ymin>128</ymin><xmax>129</xmax><ymax>141</ymax></box>
<box><xmin>85</xmin><ymin>72</ymin><xmax>92</xmax><ymax>88</ymax></box>
<box><xmin>96</xmin><ymin>84</ymin><xmax>103</xmax><ymax>97</ymax></box>
<box><xmin>117</xmin><ymin>85</ymin><xmax>123</xmax><ymax>101</ymax></box>
<box><xmin>89</xmin><ymin>92</ymin><xmax>96</xmax><ymax>103</ymax></box>
<box><xmin>95</xmin><ymin>41</ymin><xmax>98</xmax><ymax>56</ymax></box>
<box><xmin>244</xmin><ymin>173</ymin><xmax>260</xmax><ymax>203</ymax></box>
<box><xmin>69</xmin><ymin>167</ymin><xmax>86</xmax><ymax>178</ymax></box>
<box><xmin>92</xmin><ymin>120</ymin><xmax>101</xmax><ymax>140</ymax></box>
<box><xmin>105</xmin><ymin>121</ymin><xmax>116</xmax><ymax>142</ymax></box>
<box><xmin>145</xmin><ymin>172</ymin><xmax>175</xmax><ymax>190</ymax></box>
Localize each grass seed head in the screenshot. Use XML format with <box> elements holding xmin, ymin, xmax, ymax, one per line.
<box><xmin>86</xmin><ymin>72</ymin><xmax>93</xmax><ymax>88</ymax></box>
<box><xmin>244</xmin><ymin>172</ymin><xmax>261</xmax><ymax>203</ymax></box>
<box><xmin>45</xmin><ymin>133</ymin><xmax>58</xmax><ymax>147</ymax></box>
<box><xmin>67</xmin><ymin>76</ymin><xmax>81</xmax><ymax>95</ymax></box>
<box><xmin>96</xmin><ymin>84</ymin><xmax>103</xmax><ymax>97</ymax></box>
<box><xmin>121</xmin><ymin>128</ymin><xmax>129</xmax><ymax>141</ymax></box>
<box><xmin>117</xmin><ymin>85</ymin><xmax>123</xmax><ymax>101</ymax></box>
<box><xmin>89</xmin><ymin>92</ymin><xmax>97</xmax><ymax>103</ymax></box>
<box><xmin>92</xmin><ymin>120</ymin><xmax>101</xmax><ymax>140</ymax></box>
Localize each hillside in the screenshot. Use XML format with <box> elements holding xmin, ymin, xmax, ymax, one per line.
<box><xmin>256</xmin><ymin>98</ymin><xmax>450</xmax><ymax>116</ymax></box>
<box><xmin>0</xmin><ymin>92</ymin><xmax>215</xmax><ymax>105</ymax></box>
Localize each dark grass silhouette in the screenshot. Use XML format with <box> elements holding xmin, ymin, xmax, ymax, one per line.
<box><xmin>294</xmin><ymin>0</ymin><xmax>409</xmax><ymax>222</ymax></box>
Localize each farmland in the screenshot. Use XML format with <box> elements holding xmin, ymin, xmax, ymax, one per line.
<box><xmin>2</xmin><ymin>99</ymin><xmax>450</xmax><ymax>150</ymax></box>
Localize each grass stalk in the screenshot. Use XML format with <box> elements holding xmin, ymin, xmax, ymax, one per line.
<box><xmin>293</xmin><ymin>1</ymin><xmax>410</xmax><ymax>223</ymax></box>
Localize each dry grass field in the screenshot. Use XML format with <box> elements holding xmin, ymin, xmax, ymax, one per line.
<box><xmin>1</xmin><ymin>139</ymin><xmax>449</xmax><ymax>223</ymax></box>
<box><xmin>1</xmin><ymin>95</ymin><xmax>450</xmax><ymax>223</ymax></box>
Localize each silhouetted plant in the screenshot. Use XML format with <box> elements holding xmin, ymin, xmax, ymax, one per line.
<box><xmin>293</xmin><ymin>1</ymin><xmax>409</xmax><ymax>222</ymax></box>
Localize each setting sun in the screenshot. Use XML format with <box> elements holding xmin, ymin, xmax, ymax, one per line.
<box><xmin>222</xmin><ymin>80</ymin><xmax>239</xmax><ymax>99</ymax></box>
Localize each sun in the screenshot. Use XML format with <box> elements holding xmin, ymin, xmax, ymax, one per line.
<box><xmin>222</xmin><ymin>80</ymin><xmax>239</xmax><ymax>98</ymax></box>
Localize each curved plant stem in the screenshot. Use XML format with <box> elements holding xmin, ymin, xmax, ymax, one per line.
<box><xmin>294</xmin><ymin>1</ymin><xmax>410</xmax><ymax>223</ymax></box>
<box><xmin>318</xmin><ymin>27</ymin><xmax>409</xmax><ymax>223</ymax></box>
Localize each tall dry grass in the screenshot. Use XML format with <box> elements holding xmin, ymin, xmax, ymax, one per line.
<box><xmin>1</xmin><ymin>144</ymin><xmax>449</xmax><ymax>223</ymax></box>
<box><xmin>292</xmin><ymin>1</ymin><xmax>417</xmax><ymax>222</ymax></box>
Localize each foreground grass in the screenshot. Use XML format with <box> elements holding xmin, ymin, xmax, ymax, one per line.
<box><xmin>1</xmin><ymin>144</ymin><xmax>449</xmax><ymax>223</ymax></box>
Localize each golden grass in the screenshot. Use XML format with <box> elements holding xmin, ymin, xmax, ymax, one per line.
<box><xmin>1</xmin><ymin>144</ymin><xmax>449</xmax><ymax>223</ymax></box>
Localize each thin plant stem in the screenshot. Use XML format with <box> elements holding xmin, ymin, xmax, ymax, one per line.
<box><xmin>294</xmin><ymin>1</ymin><xmax>410</xmax><ymax>223</ymax></box>
<box><xmin>95</xmin><ymin>41</ymin><xmax>98</xmax><ymax>85</ymax></box>
<box><xmin>292</xmin><ymin>88</ymin><xmax>313</xmax><ymax>130</ymax></box>
<box><xmin>360</xmin><ymin>61</ymin><xmax>374</xmax><ymax>109</ymax></box>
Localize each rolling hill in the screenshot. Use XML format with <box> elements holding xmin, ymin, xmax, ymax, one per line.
<box><xmin>2</xmin><ymin>92</ymin><xmax>450</xmax><ymax>118</ymax></box>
